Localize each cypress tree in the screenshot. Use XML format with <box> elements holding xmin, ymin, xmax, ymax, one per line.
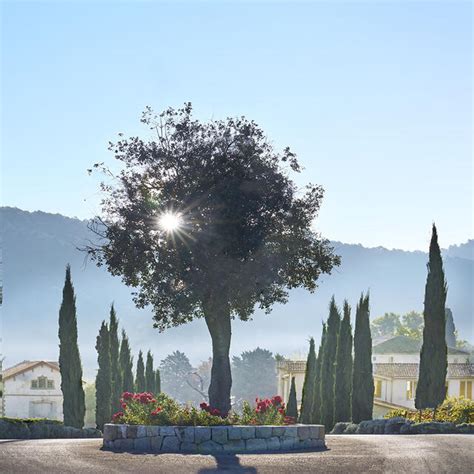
<box><xmin>145</xmin><ymin>351</ymin><xmax>155</xmax><ymax>393</ymax></box>
<box><xmin>135</xmin><ymin>350</ymin><xmax>146</xmax><ymax>392</ymax></box>
<box><xmin>352</xmin><ymin>293</ymin><xmax>374</xmax><ymax>423</ymax></box>
<box><xmin>119</xmin><ymin>329</ymin><xmax>134</xmax><ymax>393</ymax></box>
<box><xmin>108</xmin><ymin>304</ymin><xmax>122</xmax><ymax>412</ymax></box>
<box><xmin>312</xmin><ymin>323</ymin><xmax>326</xmax><ymax>424</ymax></box>
<box><xmin>154</xmin><ymin>369</ymin><xmax>161</xmax><ymax>394</ymax></box>
<box><xmin>334</xmin><ymin>300</ymin><xmax>353</xmax><ymax>423</ymax></box>
<box><xmin>95</xmin><ymin>321</ymin><xmax>112</xmax><ymax>430</ymax></box>
<box><xmin>415</xmin><ymin>224</ymin><xmax>448</xmax><ymax>415</ymax></box>
<box><xmin>58</xmin><ymin>265</ymin><xmax>85</xmax><ymax>429</ymax></box>
<box><xmin>300</xmin><ymin>338</ymin><xmax>317</xmax><ymax>424</ymax></box>
<box><xmin>445</xmin><ymin>308</ymin><xmax>456</xmax><ymax>348</ymax></box>
<box><xmin>320</xmin><ymin>297</ymin><xmax>341</xmax><ymax>430</ymax></box>
<box><xmin>286</xmin><ymin>376</ymin><xmax>298</xmax><ymax>420</ymax></box>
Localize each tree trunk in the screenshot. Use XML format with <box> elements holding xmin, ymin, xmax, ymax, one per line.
<box><xmin>204</xmin><ymin>297</ymin><xmax>232</xmax><ymax>416</ymax></box>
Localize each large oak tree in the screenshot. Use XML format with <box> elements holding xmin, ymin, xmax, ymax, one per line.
<box><xmin>87</xmin><ymin>104</ymin><xmax>339</xmax><ymax>414</ymax></box>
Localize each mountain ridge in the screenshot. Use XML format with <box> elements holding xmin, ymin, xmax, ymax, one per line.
<box><xmin>1</xmin><ymin>207</ymin><xmax>472</xmax><ymax>379</ymax></box>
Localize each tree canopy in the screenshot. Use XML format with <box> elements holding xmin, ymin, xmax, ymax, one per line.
<box><xmin>87</xmin><ymin>103</ymin><xmax>339</xmax><ymax>412</ymax></box>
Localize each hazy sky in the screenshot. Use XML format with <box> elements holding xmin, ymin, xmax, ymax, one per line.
<box><xmin>1</xmin><ymin>1</ymin><xmax>472</xmax><ymax>251</ymax></box>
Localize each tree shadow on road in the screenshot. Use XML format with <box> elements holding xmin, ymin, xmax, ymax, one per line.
<box><xmin>197</xmin><ymin>454</ymin><xmax>257</xmax><ymax>474</ymax></box>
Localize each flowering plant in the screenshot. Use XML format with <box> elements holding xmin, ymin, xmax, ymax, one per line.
<box><xmin>112</xmin><ymin>392</ymin><xmax>231</xmax><ymax>426</ymax></box>
<box><xmin>111</xmin><ymin>392</ymin><xmax>294</xmax><ymax>426</ymax></box>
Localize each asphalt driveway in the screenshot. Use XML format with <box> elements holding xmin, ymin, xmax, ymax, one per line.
<box><xmin>0</xmin><ymin>434</ymin><xmax>472</xmax><ymax>473</ymax></box>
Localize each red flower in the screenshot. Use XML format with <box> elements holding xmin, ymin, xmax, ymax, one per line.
<box><xmin>112</xmin><ymin>411</ymin><xmax>124</xmax><ymax>422</ymax></box>
<box><xmin>211</xmin><ymin>408</ymin><xmax>221</xmax><ymax>417</ymax></box>
<box><xmin>200</xmin><ymin>402</ymin><xmax>208</xmax><ymax>410</ymax></box>
<box><xmin>151</xmin><ymin>407</ymin><xmax>162</xmax><ymax>416</ymax></box>
<box><xmin>122</xmin><ymin>392</ymin><xmax>134</xmax><ymax>400</ymax></box>
<box><xmin>121</xmin><ymin>403</ymin><xmax>127</xmax><ymax>409</ymax></box>
<box><xmin>272</xmin><ymin>395</ymin><xmax>283</xmax><ymax>406</ymax></box>
<box><xmin>278</xmin><ymin>408</ymin><xmax>285</xmax><ymax>414</ymax></box>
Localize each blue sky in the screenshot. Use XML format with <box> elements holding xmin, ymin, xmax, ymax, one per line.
<box><xmin>1</xmin><ymin>1</ymin><xmax>472</xmax><ymax>250</ymax></box>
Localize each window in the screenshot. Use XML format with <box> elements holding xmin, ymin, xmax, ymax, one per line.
<box><xmin>31</xmin><ymin>376</ymin><xmax>54</xmax><ymax>390</ymax></box>
<box><xmin>460</xmin><ymin>381</ymin><xmax>472</xmax><ymax>399</ymax></box>
<box><xmin>374</xmin><ymin>379</ymin><xmax>382</xmax><ymax>398</ymax></box>
<box><xmin>406</xmin><ymin>380</ymin><xmax>417</xmax><ymax>400</ymax></box>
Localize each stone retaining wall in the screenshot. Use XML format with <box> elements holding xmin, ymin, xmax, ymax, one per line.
<box><xmin>103</xmin><ymin>424</ymin><xmax>325</xmax><ymax>453</ymax></box>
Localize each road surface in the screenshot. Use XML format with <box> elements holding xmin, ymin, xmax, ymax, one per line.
<box><xmin>0</xmin><ymin>435</ymin><xmax>472</xmax><ymax>473</ymax></box>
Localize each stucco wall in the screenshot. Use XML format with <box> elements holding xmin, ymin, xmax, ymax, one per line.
<box><xmin>4</xmin><ymin>365</ymin><xmax>63</xmax><ymax>420</ymax></box>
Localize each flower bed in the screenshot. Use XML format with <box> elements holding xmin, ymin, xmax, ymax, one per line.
<box><xmin>104</xmin><ymin>392</ymin><xmax>325</xmax><ymax>453</ymax></box>
<box><xmin>103</xmin><ymin>424</ymin><xmax>325</xmax><ymax>453</ymax></box>
<box><xmin>112</xmin><ymin>392</ymin><xmax>294</xmax><ymax>426</ymax></box>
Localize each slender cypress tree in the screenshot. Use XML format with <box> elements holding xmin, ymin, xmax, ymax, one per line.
<box><xmin>58</xmin><ymin>265</ymin><xmax>85</xmax><ymax>429</ymax></box>
<box><xmin>119</xmin><ymin>329</ymin><xmax>134</xmax><ymax>393</ymax></box>
<box><xmin>351</xmin><ymin>293</ymin><xmax>374</xmax><ymax>423</ymax></box>
<box><xmin>312</xmin><ymin>323</ymin><xmax>326</xmax><ymax>424</ymax></box>
<box><xmin>320</xmin><ymin>297</ymin><xmax>341</xmax><ymax>430</ymax></box>
<box><xmin>154</xmin><ymin>369</ymin><xmax>161</xmax><ymax>394</ymax></box>
<box><xmin>300</xmin><ymin>338</ymin><xmax>317</xmax><ymax>424</ymax></box>
<box><xmin>415</xmin><ymin>225</ymin><xmax>448</xmax><ymax>415</ymax></box>
<box><xmin>286</xmin><ymin>376</ymin><xmax>298</xmax><ymax>420</ymax></box>
<box><xmin>135</xmin><ymin>350</ymin><xmax>146</xmax><ymax>392</ymax></box>
<box><xmin>95</xmin><ymin>321</ymin><xmax>112</xmax><ymax>430</ymax></box>
<box><xmin>334</xmin><ymin>300</ymin><xmax>353</xmax><ymax>423</ymax></box>
<box><xmin>145</xmin><ymin>351</ymin><xmax>155</xmax><ymax>393</ymax></box>
<box><xmin>108</xmin><ymin>305</ymin><xmax>122</xmax><ymax>412</ymax></box>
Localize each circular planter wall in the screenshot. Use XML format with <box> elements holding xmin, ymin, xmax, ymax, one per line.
<box><xmin>103</xmin><ymin>424</ymin><xmax>325</xmax><ymax>453</ymax></box>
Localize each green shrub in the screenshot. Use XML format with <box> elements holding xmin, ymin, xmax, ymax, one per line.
<box><xmin>385</xmin><ymin>397</ymin><xmax>474</xmax><ymax>424</ymax></box>
<box><xmin>112</xmin><ymin>392</ymin><xmax>292</xmax><ymax>426</ymax></box>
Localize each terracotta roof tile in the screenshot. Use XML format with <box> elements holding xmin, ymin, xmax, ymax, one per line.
<box><xmin>2</xmin><ymin>360</ymin><xmax>60</xmax><ymax>380</ymax></box>
<box><xmin>374</xmin><ymin>363</ymin><xmax>474</xmax><ymax>379</ymax></box>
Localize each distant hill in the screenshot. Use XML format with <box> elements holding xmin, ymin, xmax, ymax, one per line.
<box><xmin>1</xmin><ymin>207</ymin><xmax>472</xmax><ymax>379</ymax></box>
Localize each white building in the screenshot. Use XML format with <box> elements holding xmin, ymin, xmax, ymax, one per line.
<box><xmin>276</xmin><ymin>335</ymin><xmax>473</xmax><ymax>418</ymax></box>
<box><xmin>2</xmin><ymin>360</ymin><xmax>63</xmax><ymax>420</ymax></box>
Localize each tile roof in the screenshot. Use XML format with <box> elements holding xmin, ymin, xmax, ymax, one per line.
<box><xmin>374</xmin><ymin>363</ymin><xmax>474</xmax><ymax>379</ymax></box>
<box><xmin>373</xmin><ymin>335</ymin><xmax>469</xmax><ymax>355</ymax></box>
<box><xmin>2</xmin><ymin>360</ymin><xmax>60</xmax><ymax>380</ymax></box>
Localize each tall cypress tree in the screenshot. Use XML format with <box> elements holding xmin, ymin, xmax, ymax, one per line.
<box><xmin>334</xmin><ymin>300</ymin><xmax>353</xmax><ymax>423</ymax></box>
<box><xmin>108</xmin><ymin>305</ymin><xmax>122</xmax><ymax>412</ymax></box>
<box><xmin>312</xmin><ymin>323</ymin><xmax>326</xmax><ymax>424</ymax></box>
<box><xmin>320</xmin><ymin>297</ymin><xmax>341</xmax><ymax>430</ymax></box>
<box><xmin>286</xmin><ymin>376</ymin><xmax>298</xmax><ymax>420</ymax></box>
<box><xmin>145</xmin><ymin>351</ymin><xmax>155</xmax><ymax>393</ymax></box>
<box><xmin>154</xmin><ymin>369</ymin><xmax>161</xmax><ymax>394</ymax></box>
<box><xmin>300</xmin><ymin>338</ymin><xmax>317</xmax><ymax>424</ymax></box>
<box><xmin>415</xmin><ymin>224</ymin><xmax>448</xmax><ymax>415</ymax></box>
<box><xmin>95</xmin><ymin>321</ymin><xmax>112</xmax><ymax>430</ymax></box>
<box><xmin>352</xmin><ymin>293</ymin><xmax>374</xmax><ymax>423</ymax></box>
<box><xmin>58</xmin><ymin>265</ymin><xmax>85</xmax><ymax>429</ymax></box>
<box><xmin>119</xmin><ymin>329</ymin><xmax>134</xmax><ymax>393</ymax></box>
<box><xmin>135</xmin><ymin>350</ymin><xmax>146</xmax><ymax>392</ymax></box>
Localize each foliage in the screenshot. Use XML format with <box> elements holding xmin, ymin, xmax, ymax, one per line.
<box><xmin>299</xmin><ymin>338</ymin><xmax>317</xmax><ymax>424</ymax></box>
<box><xmin>352</xmin><ymin>293</ymin><xmax>374</xmax><ymax>423</ymax></box>
<box><xmin>286</xmin><ymin>377</ymin><xmax>298</xmax><ymax>420</ymax></box>
<box><xmin>385</xmin><ymin>397</ymin><xmax>474</xmax><ymax>424</ymax></box>
<box><xmin>119</xmin><ymin>330</ymin><xmax>134</xmax><ymax>393</ymax></box>
<box><xmin>415</xmin><ymin>224</ymin><xmax>448</xmax><ymax>410</ymax></box>
<box><xmin>334</xmin><ymin>300</ymin><xmax>353</xmax><ymax>424</ymax></box>
<box><xmin>371</xmin><ymin>313</ymin><xmax>402</xmax><ymax>339</ymax></box>
<box><xmin>445</xmin><ymin>308</ymin><xmax>456</xmax><ymax>347</ymax></box>
<box><xmin>112</xmin><ymin>392</ymin><xmax>293</xmax><ymax>426</ymax></box>
<box><xmin>312</xmin><ymin>323</ymin><xmax>326</xmax><ymax>424</ymax></box>
<box><xmin>58</xmin><ymin>265</ymin><xmax>85</xmax><ymax>429</ymax></box>
<box><xmin>320</xmin><ymin>296</ymin><xmax>341</xmax><ymax>430</ymax></box>
<box><xmin>108</xmin><ymin>304</ymin><xmax>122</xmax><ymax>414</ymax></box>
<box><xmin>95</xmin><ymin>321</ymin><xmax>112</xmax><ymax>430</ymax></box>
<box><xmin>87</xmin><ymin>103</ymin><xmax>340</xmax><ymax>414</ymax></box>
<box><xmin>371</xmin><ymin>311</ymin><xmax>424</xmax><ymax>340</ymax></box>
<box><xmin>232</xmin><ymin>348</ymin><xmax>277</xmax><ymax>407</ymax></box>
<box><xmin>84</xmin><ymin>382</ymin><xmax>96</xmax><ymax>428</ymax></box>
<box><xmin>145</xmin><ymin>351</ymin><xmax>155</xmax><ymax>393</ymax></box>
<box><xmin>154</xmin><ymin>369</ymin><xmax>161</xmax><ymax>394</ymax></box>
<box><xmin>159</xmin><ymin>350</ymin><xmax>199</xmax><ymax>404</ymax></box>
<box><xmin>135</xmin><ymin>351</ymin><xmax>146</xmax><ymax>393</ymax></box>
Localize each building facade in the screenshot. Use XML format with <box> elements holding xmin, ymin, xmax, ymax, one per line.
<box><xmin>2</xmin><ymin>361</ymin><xmax>63</xmax><ymax>420</ymax></box>
<box><xmin>276</xmin><ymin>335</ymin><xmax>473</xmax><ymax>418</ymax></box>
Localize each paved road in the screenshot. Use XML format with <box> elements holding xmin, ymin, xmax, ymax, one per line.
<box><xmin>0</xmin><ymin>435</ymin><xmax>472</xmax><ymax>473</ymax></box>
